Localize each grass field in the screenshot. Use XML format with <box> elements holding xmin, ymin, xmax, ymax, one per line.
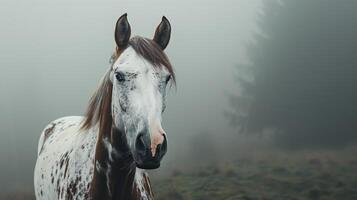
<box><xmin>2</xmin><ymin>149</ymin><xmax>357</xmax><ymax>200</ymax></box>
<box><xmin>152</xmin><ymin>150</ymin><xmax>357</xmax><ymax>200</ymax></box>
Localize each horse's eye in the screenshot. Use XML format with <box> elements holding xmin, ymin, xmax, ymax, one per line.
<box><xmin>165</xmin><ymin>75</ymin><xmax>171</xmax><ymax>84</ymax></box>
<box><xmin>115</xmin><ymin>72</ymin><xmax>125</xmax><ymax>82</ymax></box>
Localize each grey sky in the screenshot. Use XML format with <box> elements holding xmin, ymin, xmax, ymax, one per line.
<box><xmin>0</xmin><ymin>0</ymin><xmax>261</xmax><ymax>191</ymax></box>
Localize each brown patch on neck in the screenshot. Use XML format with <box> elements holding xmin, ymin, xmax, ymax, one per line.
<box><xmin>133</xmin><ymin>173</ymin><xmax>154</xmax><ymax>199</ymax></box>
<box><xmin>89</xmin><ymin>126</ymin><xmax>138</xmax><ymax>200</ymax></box>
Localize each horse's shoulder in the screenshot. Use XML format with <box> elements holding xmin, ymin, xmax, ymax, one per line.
<box><xmin>37</xmin><ymin>116</ymin><xmax>84</xmax><ymax>155</ymax></box>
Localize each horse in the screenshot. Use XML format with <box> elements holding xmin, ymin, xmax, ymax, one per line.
<box><xmin>34</xmin><ymin>13</ymin><xmax>175</xmax><ymax>200</ymax></box>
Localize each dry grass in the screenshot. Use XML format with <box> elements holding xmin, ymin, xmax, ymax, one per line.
<box><xmin>152</xmin><ymin>148</ymin><xmax>357</xmax><ymax>200</ymax></box>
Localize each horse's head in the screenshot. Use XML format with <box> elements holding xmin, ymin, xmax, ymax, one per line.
<box><xmin>110</xmin><ymin>14</ymin><xmax>173</xmax><ymax>169</ymax></box>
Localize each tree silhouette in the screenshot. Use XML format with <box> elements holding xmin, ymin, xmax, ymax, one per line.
<box><xmin>228</xmin><ymin>0</ymin><xmax>357</xmax><ymax>148</ymax></box>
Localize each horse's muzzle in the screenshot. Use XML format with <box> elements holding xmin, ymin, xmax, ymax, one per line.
<box><xmin>134</xmin><ymin>133</ymin><xmax>167</xmax><ymax>169</ymax></box>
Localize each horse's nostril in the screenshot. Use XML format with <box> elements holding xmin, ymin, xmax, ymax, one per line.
<box><xmin>160</xmin><ymin>136</ymin><xmax>168</xmax><ymax>157</ymax></box>
<box><xmin>135</xmin><ymin>132</ymin><xmax>148</xmax><ymax>155</ymax></box>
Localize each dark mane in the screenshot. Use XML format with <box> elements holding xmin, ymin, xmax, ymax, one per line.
<box><xmin>81</xmin><ymin>36</ymin><xmax>175</xmax><ymax>132</ymax></box>
<box><xmin>81</xmin><ymin>71</ymin><xmax>113</xmax><ymax>131</ymax></box>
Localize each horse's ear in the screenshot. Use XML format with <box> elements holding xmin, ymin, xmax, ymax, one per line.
<box><xmin>153</xmin><ymin>16</ymin><xmax>171</xmax><ymax>50</ymax></box>
<box><xmin>115</xmin><ymin>13</ymin><xmax>131</xmax><ymax>49</ymax></box>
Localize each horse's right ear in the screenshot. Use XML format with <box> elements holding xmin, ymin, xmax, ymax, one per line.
<box><xmin>115</xmin><ymin>13</ymin><xmax>131</xmax><ymax>49</ymax></box>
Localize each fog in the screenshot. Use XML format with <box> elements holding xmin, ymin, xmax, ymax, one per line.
<box><xmin>228</xmin><ymin>0</ymin><xmax>357</xmax><ymax>148</ymax></box>
<box><xmin>1</xmin><ymin>0</ymin><xmax>357</xmax><ymax>198</ymax></box>
<box><xmin>0</xmin><ymin>0</ymin><xmax>261</xmax><ymax>193</ymax></box>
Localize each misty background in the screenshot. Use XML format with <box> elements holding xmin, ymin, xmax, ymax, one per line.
<box><xmin>1</xmin><ymin>0</ymin><xmax>357</xmax><ymax>198</ymax></box>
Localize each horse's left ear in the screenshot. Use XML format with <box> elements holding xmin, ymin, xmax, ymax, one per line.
<box><xmin>115</xmin><ymin>13</ymin><xmax>131</xmax><ymax>49</ymax></box>
<box><xmin>153</xmin><ymin>16</ymin><xmax>171</xmax><ymax>50</ymax></box>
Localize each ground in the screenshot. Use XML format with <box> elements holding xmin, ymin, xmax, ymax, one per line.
<box><xmin>152</xmin><ymin>150</ymin><xmax>357</xmax><ymax>200</ymax></box>
<box><xmin>3</xmin><ymin>149</ymin><xmax>357</xmax><ymax>200</ymax></box>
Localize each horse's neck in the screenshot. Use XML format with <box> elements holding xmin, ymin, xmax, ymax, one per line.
<box><xmin>89</xmin><ymin>126</ymin><xmax>153</xmax><ymax>200</ymax></box>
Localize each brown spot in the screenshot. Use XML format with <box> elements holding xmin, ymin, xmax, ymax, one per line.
<box><xmin>67</xmin><ymin>123</ymin><xmax>76</xmax><ymax>129</ymax></box>
<box><xmin>60</xmin><ymin>159</ymin><xmax>64</xmax><ymax>168</ymax></box>
<box><xmin>60</xmin><ymin>152</ymin><xmax>69</xmax><ymax>168</ymax></box>
<box><xmin>143</xmin><ymin>174</ymin><xmax>154</xmax><ymax>198</ymax></box>
<box><xmin>56</xmin><ymin>179</ymin><xmax>61</xmax><ymax>199</ymax></box>
<box><xmin>44</xmin><ymin>123</ymin><xmax>56</xmax><ymax>141</ymax></box>
<box><xmin>67</xmin><ymin>176</ymin><xmax>80</xmax><ymax>199</ymax></box>
<box><xmin>64</xmin><ymin>160</ymin><xmax>69</xmax><ymax>178</ymax></box>
<box><xmin>39</xmin><ymin>123</ymin><xmax>57</xmax><ymax>154</ymax></box>
<box><xmin>57</xmin><ymin>185</ymin><xmax>61</xmax><ymax>198</ymax></box>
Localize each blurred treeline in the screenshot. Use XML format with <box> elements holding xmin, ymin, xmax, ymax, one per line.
<box><xmin>226</xmin><ymin>0</ymin><xmax>357</xmax><ymax>148</ymax></box>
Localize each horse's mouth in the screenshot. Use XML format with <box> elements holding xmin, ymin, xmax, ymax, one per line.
<box><xmin>136</xmin><ymin>160</ymin><xmax>161</xmax><ymax>169</ymax></box>
<box><xmin>134</xmin><ymin>149</ymin><xmax>163</xmax><ymax>169</ymax></box>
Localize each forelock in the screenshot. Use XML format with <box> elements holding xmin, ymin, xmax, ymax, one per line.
<box><xmin>128</xmin><ymin>36</ymin><xmax>175</xmax><ymax>82</ymax></box>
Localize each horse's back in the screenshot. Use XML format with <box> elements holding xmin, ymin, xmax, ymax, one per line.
<box><xmin>34</xmin><ymin>116</ymin><xmax>97</xmax><ymax>200</ymax></box>
<box><xmin>37</xmin><ymin>116</ymin><xmax>83</xmax><ymax>155</ymax></box>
